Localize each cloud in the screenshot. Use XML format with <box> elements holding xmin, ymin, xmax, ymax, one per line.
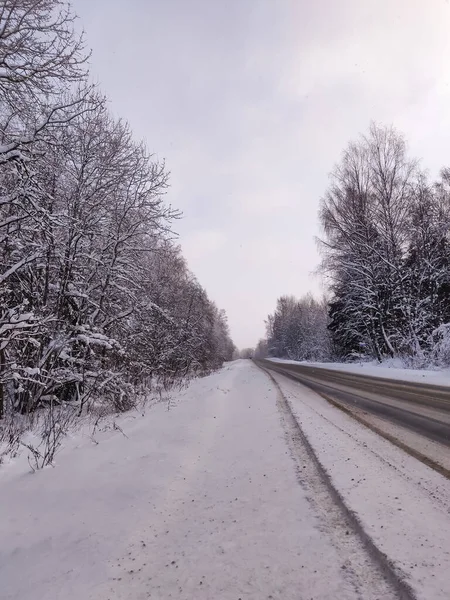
<box><xmin>73</xmin><ymin>0</ymin><xmax>450</xmax><ymax>347</ymax></box>
<box><xmin>182</xmin><ymin>230</ymin><xmax>227</xmax><ymax>262</ymax></box>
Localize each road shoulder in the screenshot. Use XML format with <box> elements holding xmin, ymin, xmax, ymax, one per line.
<box><xmin>268</xmin><ymin>368</ymin><xmax>450</xmax><ymax>600</ymax></box>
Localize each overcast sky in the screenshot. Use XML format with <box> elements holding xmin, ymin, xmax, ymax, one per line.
<box><xmin>73</xmin><ymin>0</ymin><xmax>450</xmax><ymax>349</ymax></box>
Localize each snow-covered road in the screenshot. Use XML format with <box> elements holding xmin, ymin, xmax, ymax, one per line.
<box><xmin>2</xmin><ymin>360</ymin><xmax>450</xmax><ymax>599</ymax></box>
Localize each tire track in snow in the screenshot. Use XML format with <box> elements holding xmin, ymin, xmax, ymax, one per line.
<box><xmin>260</xmin><ymin>366</ymin><xmax>417</xmax><ymax>600</ymax></box>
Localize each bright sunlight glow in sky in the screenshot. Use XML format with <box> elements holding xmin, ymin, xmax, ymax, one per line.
<box><xmin>73</xmin><ymin>0</ymin><xmax>450</xmax><ymax>348</ymax></box>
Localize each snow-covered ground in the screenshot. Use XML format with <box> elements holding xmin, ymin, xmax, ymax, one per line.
<box><xmin>270</xmin><ymin>369</ymin><xmax>450</xmax><ymax>600</ymax></box>
<box><xmin>1</xmin><ymin>360</ymin><xmax>450</xmax><ymax>599</ymax></box>
<box><xmin>268</xmin><ymin>357</ymin><xmax>450</xmax><ymax>385</ymax></box>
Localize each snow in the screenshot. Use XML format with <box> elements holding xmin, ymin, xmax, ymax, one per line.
<box><xmin>0</xmin><ymin>361</ymin><xmax>371</xmax><ymax>600</ymax></box>
<box><xmin>2</xmin><ymin>360</ymin><xmax>450</xmax><ymax>600</ymax></box>
<box><xmin>271</xmin><ymin>369</ymin><xmax>450</xmax><ymax>600</ymax></box>
<box><xmin>268</xmin><ymin>357</ymin><xmax>450</xmax><ymax>386</ymax></box>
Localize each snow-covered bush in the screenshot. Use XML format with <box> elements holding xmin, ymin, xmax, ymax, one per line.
<box><xmin>429</xmin><ymin>324</ymin><xmax>450</xmax><ymax>367</ymax></box>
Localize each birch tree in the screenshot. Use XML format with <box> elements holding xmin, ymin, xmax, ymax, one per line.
<box><xmin>319</xmin><ymin>124</ymin><xmax>422</xmax><ymax>360</ymax></box>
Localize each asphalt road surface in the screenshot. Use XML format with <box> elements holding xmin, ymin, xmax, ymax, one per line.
<box><xmin>257</xmin><ymin>359</ymin><xmax>450</xmax><ymax>448</ymax></box>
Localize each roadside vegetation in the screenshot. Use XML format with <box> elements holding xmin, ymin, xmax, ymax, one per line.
<box><xmin>0</xmin><ymin>0</ymin><xmax>234</xmax><ymax>467</ymax></box>
<box><xmin>256</xmin><ymin>124</ymin><xmax>450</xmax><ymax>368</ymax></box>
